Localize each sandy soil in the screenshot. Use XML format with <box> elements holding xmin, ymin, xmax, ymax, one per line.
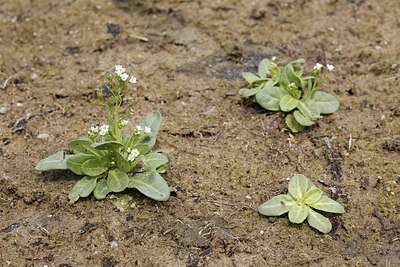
<box><xmin>0</xmin><ymin>0</ymin><xmax>399</xmax><ymax>266</ymax></box>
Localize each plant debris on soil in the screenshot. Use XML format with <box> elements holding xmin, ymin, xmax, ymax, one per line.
<box><xmin>0</xmin><ymin>0</ymin><xmax>399</xmax><ymax>266</ymax></box>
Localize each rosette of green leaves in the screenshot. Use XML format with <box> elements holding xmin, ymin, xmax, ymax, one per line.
<box><xmin>258</xmin><ymin>174</ymin><xmax>345</xmax><ymax>233</ymax></box>
<box><xmin>240</xmin><ymin>58</ymin><xmax>339</xmax><ymax>132</ymax></box>
<box><xmin>35</xmin><ymin>111</ymin><xmax>170</xmax><ymax>203</ymax></box>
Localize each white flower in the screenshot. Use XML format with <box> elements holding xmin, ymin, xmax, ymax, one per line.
<box><xmin>115</xmin><ymin>65</ymin><xmax>125</xmax><ymax>73</ymax></box>
<box><xmin>99</xmin><ymin>124</ymin><xmax>109</xmax><ymax>136</ymax></box>
<box><xmin>119</xmin><ymin>73</ymin><xmax>129</xmax><ymax>81</ymax></box>
<box><xmin>271</xmin><ymin>56</ymin><xmax>276</xmax><ymax>61</ymax></box>
<box><xmin>313</xmin><ymin>63</ymin><xmax>323</xmax><ymax>70</ymax></box>
<box><xmin>144</xmin><ymin>126</ymin><xmax>151</xmax><ymax>134</ymax></box>
<box><xmin>90</xmin><ymin>126</ymin><xmax>99</xmax><ymax>132</ymax></box>
<box><xmin>127</xmin><ymin>147</ymin><xmax>132</xmax><ymax>153</ymax></box>
<box><xmin>326</xmin><ymin>64</ymin><xmax>335</xmax><ymax>71</ymax></box>
<box><xmin>128</xmin><ymin>149</ymin><xmax>140</xmax><ymax>161</ymax></box>
<box><xmin>129</xmin><ymin>76</ymin><xmax>137</xmax><ymax>84</ymax></box>
<box><xmin>135</xmin><ymin>125</ymin><xmax>143</xmax><ymax>132</ymax></box>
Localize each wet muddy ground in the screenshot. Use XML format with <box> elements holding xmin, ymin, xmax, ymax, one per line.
<box><xmin>0</xmin><ymin>0</ymin><xmax>399</xmax><ymax>266</ymax></box>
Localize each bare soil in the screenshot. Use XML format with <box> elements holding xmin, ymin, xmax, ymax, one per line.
<box><xmin>0</xmin><ymin>0</ymin><xmax>399</xmax><ymax>266</ymax></box>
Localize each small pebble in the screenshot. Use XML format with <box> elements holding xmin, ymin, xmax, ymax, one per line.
<box><xmin>37</xmin><ymin>133</ymin><xmax>50</xmax><ymax>139</ymax></box>
<box><xmin>260</xmin><ymin>230</ymin><xmax>264</xmax><ymax>235</ymax></box>
<box><xmin>110</xmin><ymin>241</ymin><xmax>118</xmax><ymax>248</ymax></box>
<box><xmin>0</xmin><ymin>107</ymin><xmax>9</xmax><ymax>114</ymax></box>
<box><xmin>245</xmin><ymin>195</ymin><xmax>252</xmax><ymax>199</ymax></box>
<box><xmin>2</xmin><ymin>138</ymin><xmax>11</xmax><ymax>145</ymax></box>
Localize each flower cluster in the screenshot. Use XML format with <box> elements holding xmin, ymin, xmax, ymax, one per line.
<box><xmin>118</xmin><ymin>119</ymin><xmax>129</xmax><ymax>128</ymax></box>
<box><xmin>115</xmin><ymin>65</ymin><xmax>137</xmax><ymax>84</ymax></box>
<box><xmin>313</xmin><ymin>63</ymin><xmax>334</xmax><ymax>74</ymax></box>
<box><xmin>132</xmin><ymin>125</ymin><xmax>152</xmax><ymax>136</ymax></box>
<box><xmin>127</xmin><ymin>148</ymin><xmax>140</xmax><ymax>162</ymax></box>
<box><xmin>87</xmin><ymin>124</ymin><xmax>109</xmax><ymax>139</ymax></box>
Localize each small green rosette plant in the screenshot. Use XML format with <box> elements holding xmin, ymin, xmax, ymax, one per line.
<box><xmin>240</xmin><ymin>58</ymin><xmax>339</xmax><ymax>132</ymax></box>
<box><xmin>36</xmin><ymin>66</ymin><xmax>170</xmax><ymax>203</ymax></box>
<box><xmin>258</xmin><ymin>174</ymin><xmax>345</xmax><ymax>233</ymax></box>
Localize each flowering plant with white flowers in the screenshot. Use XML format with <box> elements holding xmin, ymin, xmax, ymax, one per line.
<box><xmin>240</xmin><ymin>58</ymin><xmax>339</xmax><ymax>132</ymax></box>
<box><xmin>36</xmin><ymin>66</ymin><xmax>170</xmax><ymax>203</ymax></box>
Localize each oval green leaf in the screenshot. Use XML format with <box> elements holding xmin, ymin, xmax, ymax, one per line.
<box><xmin>297</xmin><ymin>101</ymin><xmax>320</xmax><ymax>119</ymax></box>
<box><xmin>242</xmin><ymin>72</ymin><xmax>260</xmax><ymax>84</ymax></box>
<box><xmin>128</xmin><ymin>171</ymin><xmax>170</xmax><ymax>201</ymax></box>
<box><xmin>307</xmin><ymin>207</ymin><xmax>332</xmax><ymax>233</ymax></box>
<box><xmin>280</xmin><ymin>95</ymin><xmax>299</xmax><ymax>112</ymax></box>
<box><xmin>68</xmin><ymin>138</ymin><xmax>102</xmax><ymax>156</ymax></box>
<box><xmin>91</xmin><ymin>141</ymin><xmax>123</xmax><ymax>151</ymax></box>
<box><xmin>255</xmin><ymin>86</ymin><xmax>288</xmax><ymax>111</ymax></box>
<box><xmin>258</xmin><ymin>58</ymin><xmax>271</xmax><ymax>78</ymax></box>
<box><xmin>93</xmin><ymin>179</ymin><xmax>111</xmax><ymax>200</ymax></box>
<box><xmin>310</xmin><ymin>195</ymin><xmax>345</xmax><ymax>213</ymax></box>
<box><xmin>288</xmin><ymin>204</ymin><xmax>308</xmax><ymax>224</ymax></box>
<box><xmin>107</xmin><ymin>168</ymin><xmax>129</xmax><ymax>193</ymax></box>
<box><xmin>35</xmin><ymin>151</ymin><xmax>68</xmax><ymax>171</ymax></box>
<box><xmin>258</xmin><ymin>194</ymin><xmax>296</xmax><ymax>216</ymax></box>
<box><xmin>68</xmin><ymin>176</ymin><xmax>98</xmax><ymax>203</ymax></box>
<box><xmin>293</xmin><ymin>110</ymin><xmax>315</xmax><ymax>126</ymax></box>
<box><xmin>137</xmin><ymin>111</ymin><xmax>162</xmax><ymax>150</ymax></box>
<box><xmin>143</xmin><ymin>152</ymin><xmax>169</xmax><ymax>172</ymax></box>
<box><xmin>303</xmin><ymin>188</ymin><xmax>323</xmax><ymax>205</ymax></box>
<box><xmin>66</xmin><ymin>154</ymin><xmax>96</xmax><ymax>175</ymax></box>
<box><xmin>81</xmin><ymin>158</ymin><xmax>108</xmax><ymax>176</ymax></box>
<box><xmin>239</xmin><ymin>83</ymin><xmax>263</xmax><ymax>98</ymax></box>
<box><xmin>306</xmin><ymin>91</ymin><xmax>339</xmax><ymax>114</ymax></box>
<box><xmin>113</xmin><ymin>152</ymin><xmax>131</xmax><ymax>172</ymax></box>
<box><xmin>285</xmin><ymin>113</ymin><xmax>304</xmax><ymax>133</ymax></box>
<box><xmin>288</xmin><ymin>174</ymin><xmax>309</xmax><ymax>200</ymax></box>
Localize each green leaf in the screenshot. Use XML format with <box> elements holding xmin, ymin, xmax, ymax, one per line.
<box><xmin>285</xmin><ymin>113</ymin><xmax>304</xmax><ymax>133</ymax></box>
<box><xmin>113</xmin><ymin>152</ymin><xmax>131</xmax><ymax>172</ymax></box>
<box><xmin>269</xmin><ymin>63</ymin><xmax>281</xmax><ymax>81</ymax></box>
<box><xmin>285</xmin><ymin>63</ymin><xmax>302</xmax><ymax>87</ymax></box>
<box><xmin>310</xmin><ymin>196</ymin><xmax>345</xmax><ymax>213</ymax></box>
<box><xmin>288</xmin><ymin>174</ymin><xmax>309</xmax><ymax>200</ymax></box>
<box><xmin>68</xmin><ymin>138</ymin><xmax>102</xmax><ymax>156</ymax></box>
<box><xmin>258</xmin><ymin>58</ymin><xmax>271</xmax><ymax>78</ymax></box>
<box><xmin>66</xmin><ymin>154</ymin><xmax>96</xmax><ymax>175</ymax></box>
<box><xmin>280</xmin><ymin>95</ymin><xmax>299</xmax><ymax>112</ymax></box>
<box><xmin>258</xmin><ymin>194</ymin><xmax>296</xmax><ymax>216</ymax></box>
<box><xmin>143</xmin><ymin>152</ymin><xmax>169</xmax><ymax>172</ymax></box>
<box><xmin>307</xmin><ymin>207</ymin><xmax>332</xmax><ymax>233</ymax></box>
<box><xmin>35</xmin><ymin>151</ymin><xmax>68</xmax><ymax>171</ymax></box>
<box><xmin>128</xmin><ymin>171</ymin><xmax>170</xmax><ymax>201</ymax></box>
<box><xmin>242</xmin><ymin>72</ymin><xmax>260</xmax><ymax>84</ymax></box>
<box><xmin>137</xmin><ymin>111</ymin><xmax>162</xmax><ymax>150</ymax></box>
<box><xmin>156</xmin><ymin>164</ymin><xmax>169</xmax><ymax>173</ymax></box>
<box><xmin>297</xmin><ymin>101</ymin><xmax>320</xmax><ymax>119</ymax></box>
<box><xmin>239</xmin><ymin>83</ymin><xmax>263</xmax><ymax>98</ymax></box>
<box><xmin>81</xmin><ymin>158</ymin><xmax>108</xmax><ymax>176</ymax></box>
<box><xmin>288</xmin><ymin>204</ymin><xmax>308</xmax><ymax>224</ymax></box>
<box><xmin>93</xmin><ymin>179</ymin><xmax>110</xmax><ymax>200</ymax></box>
<box><xmin>68</xmin><ymin>176</ymin><xmax>98</xmax><ymax>203</ymax></box>
<box><xmin>305</xmin><ymin>91</ymin><xmax>339</xmax><ymax>114</ymax></box>
<box><xmin>303</xmin><ymin>188</ymin><xmax>323</xmax><ymax>205</ymax></box>
<box><xmin>133</xmin><ymin>144</ymin><xmax>151</xmax><ymax>155</ymax></box>
<box><xmin>293</xmin><ymin>110</ymin><xmax>315</xmax><ymax>126</ymax></box>
<box><xmin>290</xmin><ymin>58</ymin><xmax>305</xmax><ymax>65</ymax></box>
<box><xmin>91</xmin><ymin>141</ymin><xmax>123</xmax><ymax>151</ymax></box>
<box><xmin>107</xmin><ymin>168</ymin><xmax>129</xmax><ymax>193</ymax></box>
<box><xmin>255</xmin><ymin>86</ymin><xmax>288</xmax><ymax>111</ymax></box>
<box><xmin>279</xmin><ymin>68</ymin><xmax>290</xmax><ymax>90</ymax></box>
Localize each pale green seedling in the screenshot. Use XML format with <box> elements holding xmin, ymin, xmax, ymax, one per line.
<box><xmin>36</xmin><ymin>66</ymin><xmax>170</xmax><ymax>203</ymax></box>
<box><xmin>258</xmin><ymin>174</ymin><xmax>345</xmax><ymax>233</ymax></box>
<box><xmin>240</xmin><ymin>58</ymin><xmax>339</xmax><ymax>132</ymax></box>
